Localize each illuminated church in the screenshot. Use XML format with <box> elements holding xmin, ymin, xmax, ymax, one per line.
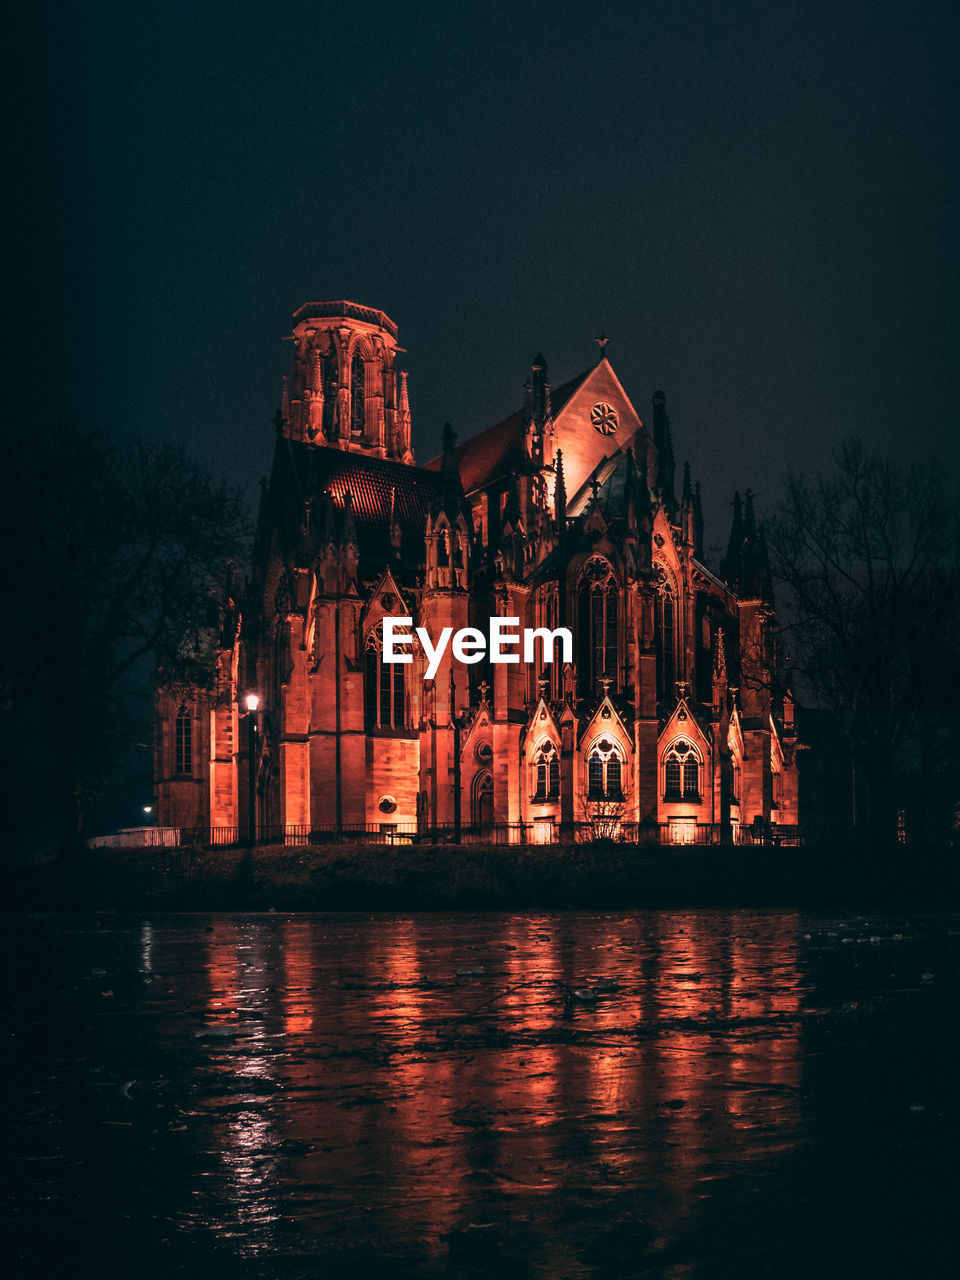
<box><xmin>155</xmin><ymin>300</ymin><xmax>799</xmax><ymax>844</ymax></box>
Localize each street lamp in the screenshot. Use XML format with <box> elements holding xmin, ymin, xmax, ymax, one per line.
<box><xmin>245</xmin><ymin>693</ymin><xmax>259</xmax><ymax>845</ymax></box>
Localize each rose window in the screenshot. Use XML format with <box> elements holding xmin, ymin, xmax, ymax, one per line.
<box><xmin>590</xmin><ymin>402</ymin><xmax>619</xmax><ymax>435</ymax></box>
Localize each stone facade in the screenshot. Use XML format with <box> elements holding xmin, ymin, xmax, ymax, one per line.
<box><xmin>155</xmin><ymin>300</ymin><xmax>799</xmax><ymax>843</ymax></box>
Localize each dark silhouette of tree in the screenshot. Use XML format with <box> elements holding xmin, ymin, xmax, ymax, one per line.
<box><xmin>767</xmin><ymin>440</ymin><xmax>960</xmax><ymax>844</ymax></box>
<box><xmin>0</xmin><ymin>426</ymin><xmax>248</xmax><ymax>856</ymax></box>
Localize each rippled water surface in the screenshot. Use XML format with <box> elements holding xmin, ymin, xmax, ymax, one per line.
<box><xmin>3</xmin><ymin>910</ymin><xmax>959</xmax><ymax>1277</ymax></box>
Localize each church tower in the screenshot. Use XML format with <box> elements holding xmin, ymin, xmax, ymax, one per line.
<box><xmin>281</xmin><ymin>301</ymin><xmax>413</xmax><ymax>463</ymax></box>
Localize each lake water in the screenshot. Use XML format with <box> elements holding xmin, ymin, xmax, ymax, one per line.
<box><xmin>3</xmin><ymin>910</ymin><xmax>958</xmax><ymax>1277</ymax></box>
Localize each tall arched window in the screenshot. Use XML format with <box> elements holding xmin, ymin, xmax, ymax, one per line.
<box><xmin>530</xmin><ymin>585</ymin><xmax>560</xmax><ymax>700</ymax></box>
<box><xmin>323</xmin><ymin>354</ymin><xmax>338</xmax><ymax>437</ymax></box>
<box><xmin>350</xmin><ymin>354</ymin><xmax>365</xmax><ymax>435</ymax></box>
<box><xmin>473</xmin><ymin>771</ymin><xmax>494</xmax><ymax>830</ymax></box>
<box><xmin>587</xmin><ymin>738</ymin><xmax>624</xmax><ymax>800</ymax></box>
<box><xmin>578</xmin><ymin>557</ymin><xmax>619</xmax><ymax>695</ymax></box>
<box><xmin>532</xmin><ymin>741</ymin><xmax>560</xmax><ymax>800</ymax></box>
<box><xmin>663</xmin><ymin>739</ymin><xmax>700</xmax><ymax>800</ymax></box>
<box><xmin>364</xmin><ymin>629</ymin><xmax>405</xmax><ymax>730</ymax></box>
<box><xmin>656</xmin><ymin>579</ymin><xmax>676</xmax><ymax>702</ymax></box>
<box><xmin>175</xmin><ymin>706</ymin><xmax>193</xmax><ymax>775</ymax></box>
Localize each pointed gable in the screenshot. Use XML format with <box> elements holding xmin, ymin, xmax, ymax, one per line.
<box><xmin>524</xmin><ymin>696</ymin><xmax>562</xmax><ymax>753</ymax></box>
<box><xmin>660</xmin><ymin>694</ymin><xmax>712</xmax><ymax>757</ymax></box>
<box><xmin>460</xmin><ymin>702</ymin><xmax>494</xmax><ymax>756</ymax></box>
<box><xmin>361</xmin><ymin>568</ymin><xmax>411</xmax><ymax>635</ymax></box>
<box><xmin>552</xmin><ymin>358</ymin><xmax>650</xmax><ymax>506</ymax></box>
<box><xmin>578</xmin><ymin>691</ymin><xmax>634</xmax><ymax>752</ymax></box>
<box><xmin>422</xmin><ymin>358</ymin><xmax>650</xmax><ymax>500</ymax></box>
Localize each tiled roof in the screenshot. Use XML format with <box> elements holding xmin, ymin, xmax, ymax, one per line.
<box><xmin>291</xmin><ymin>300</ymin><xmax>398</xmax><ymax>339</ymax></box>
<box><xmin>271</xmin><ymin>439</ymin><xmax>458</xmax><ymax>569</ymax></box>
<box><xmin>425</xmin><ymin>365</ymin><xmax>594</xmax><ymax>492</ymax></box>
<box><xmin>443</xmin><ymin>407</ymin><xmax>525</xmax><ymax>493</ymax></box>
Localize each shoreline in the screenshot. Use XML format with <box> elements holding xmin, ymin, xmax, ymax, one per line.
<box><xmin>4</xmin><ymin>841</ymin><xmax>959</xmax><ymax>912</ymax></box>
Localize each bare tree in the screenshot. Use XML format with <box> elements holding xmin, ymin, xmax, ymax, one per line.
<box><xmin>0</xmin><ymin>426</ymin><xmax>248</xmax><ymax>856</ymax></box>
<box><xmin>577</xmin><ymin>791</ymin><xmax>630</xmax><ymax>842</ymax></box>
<box><xmin>767</xmin><ymin>439</ymin><xmax>960</xmax><ymax>844</ymax></box>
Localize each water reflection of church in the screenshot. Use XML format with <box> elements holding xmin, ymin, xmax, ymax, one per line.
<box><xmin>156</xmin><ymin>300</ymin><xmax>799</xmax><ymax>843</ymax></box>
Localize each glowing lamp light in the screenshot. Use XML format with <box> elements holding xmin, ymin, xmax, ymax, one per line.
<box><xmin>245</xmin><ymin>694</ymin><xmax>260</xmax><ymax>713</ymax></box>
<box><xmin>143</xmin><ymin>805</ymin><xmax>153</xmax><ymax>815</ymax></box>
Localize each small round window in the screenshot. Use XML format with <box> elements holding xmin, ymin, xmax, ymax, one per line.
<box><xmin>476</xmin><ymin>741</ymin><xmax>493</xmax><ymax>762</ymax></box>
<box><xmin>591</xmin><ymin>402</ymin><xmax>619</xmax><ymax>435</ymax></box>
<box><xmin>378</xmin><ymin>795</ymin><xmax>397</xmax><ymax>814</ymax></box>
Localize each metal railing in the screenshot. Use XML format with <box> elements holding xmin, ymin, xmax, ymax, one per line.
<box><xmin>733</xmin><ymin>823</ymin><xmax>803</xmax><ymax>847</ymax></box>
<box><xmin>94</xmin><ymin>819</ymin><xmax>803</xmax><ymax>849</ymax></box>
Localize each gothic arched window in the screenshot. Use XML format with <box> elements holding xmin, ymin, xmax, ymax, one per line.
<box><xmin>473</xmin><ymin>771</ymin><xmax>494</xmax><ymax>830</ymax></box>
<box><xmin>175</xmin><ymin>706</ymin><xmax>193</xmax><ymax>775</ymax></box>
<box><xmin>663</xmin><ymin>739</ymin><xmax>700</xmax><ymax>800</ymax></box>
<box><xmin>656</xmin><ymin>576</ymin><xmax>677</xmax><ymax>703</ymax></box>
<box><xmin>578</xmin><ymin>557</ymin><xmax>619</xmax><ymax>695</ymax></box>
<box><xmin>530</xmin><ymin>585</ymin><xmax>560</xmax><ymax>700</ymax></box>
<box><xmin>350</xmin><ymin>354</ymin><xmax>365</xmax><ymax>435</ymax></box>
<box><xmin>364</xmin><ymin>629</ymin><xmax>405</xmax><ymax>730</ymax></box>
<box><xmin>532</xmin><ymin>741</ymin><xmax>560</xmax><ymax>801</ymax></box>
<box><xmin>323</xmin><ymin>354</ymin><xmax>338</xmax><ymax>437</ymax></box>
<box><xmin>587</xmin><ymin>738</ymin><xmax>624</xmax><ymax>800</ymax></box>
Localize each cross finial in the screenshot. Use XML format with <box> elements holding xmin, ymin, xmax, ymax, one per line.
<box><xmin>599</xmin><ymin>676</ymin><xmax>612</xmax><ymax>696</ymax></box>
<box><xmin>478</xmin><ymin>680</ymin><xmax>490</xmax><ymax>706</ymax></box>
<box><xmin>538</xmin><ymin>674</ymin><xmax>549</xmax><ymax>696</ymax></box>
<box><xmin>595</xmin><ymin>332</ymin><xmax>610</xmax><ymax>353</ymax></box>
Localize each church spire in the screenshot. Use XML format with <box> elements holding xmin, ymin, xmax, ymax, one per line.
<box><xmin>723</xmin><ymin>491</ymin><xmax>744</xmax><ymax>584</ymax></box>
<box><xmin>554</xmin><ymin>448</ymin><xmax>567</xmax><ymax>529</ymax></box>
<box><xmin>744</xmin><ymin>489</ymin><xmax>757</xmax><ymax>540</ymax></box>
<box><xmin>636</xmin><ymin>449</ymin><xmax>652</xmax><ymax>526</ymax></box>
<box><xmin>722</xmin><ymin>489</ymin><xmax>773</xmax><ymax>602</ymax></box>
<box><xmin>681</xmin><ymin>462</ymin><xmax>696</xmax><ymax>546</ymax></box>
<box><xmin>623</xmin><ymin>446</ymin><xmax>648</xmax><ymax>526</ymax></box>
<box><xmin>395</xmin><ymin>369</ymin><xmax>412</xmax><ymax>461</ymax></box>
<box><xmin>652</xmin><ymin>390</ymin><xmax>676</xmax><ymax>512</ymax></box>
<box><xmin>524</xmin><ymin>353</ymin><xmax>552</xmax><ymax>469</ymax></box>
<box><xmin>530</xmin><ymin>353</ymin><xmax>551</xmax><ymax>425</ymax></box>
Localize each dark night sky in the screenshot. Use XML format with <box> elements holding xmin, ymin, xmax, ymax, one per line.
<box><xmin>8</xmin><ymin>0</ymin><xmax>959</xmax><ymax>551</ymax></box>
